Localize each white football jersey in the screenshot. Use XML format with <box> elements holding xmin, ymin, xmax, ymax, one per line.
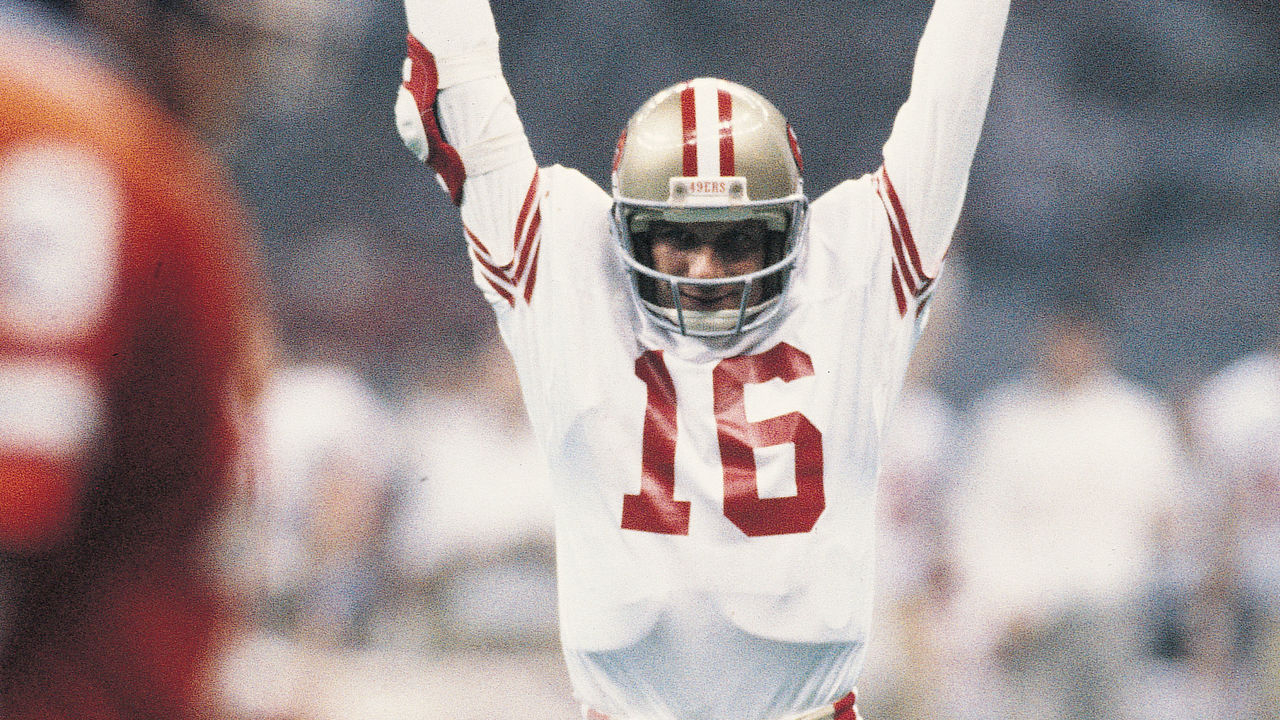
<box><xmin>413</xmin><ymin>0</ymin><xmax>1009</xmax><ymax>717</ymax></box>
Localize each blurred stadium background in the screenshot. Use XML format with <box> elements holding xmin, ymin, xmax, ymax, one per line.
<box><xmin>41</xmin><ymin>0</ymin><xmax>1276</xmax><ymax>717</ymax></box>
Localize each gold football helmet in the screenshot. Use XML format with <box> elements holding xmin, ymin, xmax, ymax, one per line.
<box><xmin>611</xmin><ymin>78</ymin><xmax>808</xmax><ymax>337</ymax></box>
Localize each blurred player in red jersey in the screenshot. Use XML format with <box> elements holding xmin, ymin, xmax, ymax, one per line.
<box><xmin>0</xmin><ymin>0</ymin><xmax>271</xmax><ymax>717</ymax></box>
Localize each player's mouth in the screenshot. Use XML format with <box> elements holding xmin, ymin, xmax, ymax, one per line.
<box><xmin>679</xmin><ymin>288</ymin><xmax>739</xmax><ymax>311</ymax></box>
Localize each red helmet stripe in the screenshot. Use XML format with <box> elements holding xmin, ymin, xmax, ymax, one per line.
<box><xmin>787</xmin><ymin>123</ymin><xmax>803</xmax><ymax>174</ymax></box>
<box><xmin>718</xmin><ymin>86</ymin><xmax>734</xmax><ymax>176</ymax></box>
<box><xmin>611</xmin><ymin>128</ymin><xmax>627</xmax><ymax>176</ymax></box>
<box><xmin>681</xmin><ymin>83</ymin><xmax>698</xmax><ymax>176</ymax></box>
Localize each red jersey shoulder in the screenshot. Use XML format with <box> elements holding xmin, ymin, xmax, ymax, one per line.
<box><xmin>0</xmin><ymin>31</ymin><xmax>258</xmax><ymax>357</ymax></box>
<box><xmin>0</xmin><ymin>32</ymin><xmax>263</xmax><ymax>549</ymax></box>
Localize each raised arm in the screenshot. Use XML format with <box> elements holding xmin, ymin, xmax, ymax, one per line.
<box><xmin>877</xmin><ymin>0</ymin><xmax>1009</xmax><ymax>283</ymax></box>
<box><xmin>396</xmin><ymin>0</ymin><xmax>540</xmax><ymax>303</ymax></box>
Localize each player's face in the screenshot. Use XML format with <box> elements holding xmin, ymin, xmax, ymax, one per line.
<box><xmin>647</xmin><ymin>220</ymin><xmax>768</xmax><ymax>311</ymax></box>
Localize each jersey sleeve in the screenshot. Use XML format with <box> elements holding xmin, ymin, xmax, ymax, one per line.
<box><xmin>876</xmin><ymin>0</ymin><xmax>1009</xmax><ymax>306</ymax></box>
<box><xmin>400</xmin><ymin>0</ymin><xmax>543</xmax><ymax>308</ymax></box>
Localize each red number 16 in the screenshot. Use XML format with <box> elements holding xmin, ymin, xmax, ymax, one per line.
<box><xmin>621</xmin><ymin>342</ymin><xmax>825</xmax><ymax>537</ymax></box>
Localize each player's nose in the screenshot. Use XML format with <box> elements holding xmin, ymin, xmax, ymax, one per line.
<box><xmin>684</xmin><ymin>245</ymin><xmax>726</xmax><ymax>279</ymax></box>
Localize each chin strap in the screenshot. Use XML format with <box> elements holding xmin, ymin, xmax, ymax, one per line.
<box><xmin>644</xmin><ymin>295</ymin><xmax>781</xmax><ymax>335</ymax></box>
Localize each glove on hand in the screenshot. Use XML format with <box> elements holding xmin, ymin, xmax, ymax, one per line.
<box><xmin>395</xmin><ymin>34</ymin><xmax>466</xmax><ymax>205</ymax></box>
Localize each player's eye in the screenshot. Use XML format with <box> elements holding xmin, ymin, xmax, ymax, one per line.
<box><xmin>716</xmin><ymin>226</ymin><xmax>764</xmax><ymax>260</ymax></box>
<box><xmin>651</xmin><ymin>224</ymin><xmax>700</xmax><ymax>251</ymax></box>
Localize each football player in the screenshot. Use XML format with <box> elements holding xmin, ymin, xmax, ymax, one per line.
<box><xmin>0</xmin><ymin>1</ymin><xmax>269</xmax><ymax>717</ymax></box>
<box><xmin>395</xmin><ymin>0</ymin><xmax>1008</xmax><ymax>718</ymax></box>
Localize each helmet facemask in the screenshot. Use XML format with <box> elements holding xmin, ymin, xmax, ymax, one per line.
<box><xmin>612</xmin><ymin>190</ymin><xmax>808</xmax><ymax>337</ymax></box>
<box><xmin>610</xmin><ymin>78</ymin><xmax>808</xmax><ymax>338</ymax></box>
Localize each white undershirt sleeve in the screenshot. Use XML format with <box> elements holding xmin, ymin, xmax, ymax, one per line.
<box><xmin>880</xmin><ymin>0</ymin><xmax>1010</xmax><ymax>277</ymax></box>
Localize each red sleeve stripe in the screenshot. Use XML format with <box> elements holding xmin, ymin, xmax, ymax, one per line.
<box><xmin>879</xmin><ymin>186</ymin><xmax>919</xmax><ymax>296</ymax></box>
<box><xmin>470</xmin><ymin>246</ymin><xmax>517</xmax><ymax>289</ymax></box>
<box><xmin>511</xmin><ymin>169</ymin><xmax>541</xmax><ymax>258</ymax></box>
<box><xmin>465</xmin><ymin>226</ymin><xmax>513</xmax><ymax>272</ymax></box>
<box><xmin>483</xmin><ymin>277</ymin><xmax>516</xmax><ymax>306</ymax></box>
<box><xmin>522</xmin><ymin>240</ymin><xmax>541</xmax><ymax>303</ymax></box>
<box><xmin>461</xmin><ymin>170</ymin><xmax>543</xmax><ymax>306</ymax></box>
<box><xmin>468</xmin><ymin>229</ymin><xmax>515</xmax><ymax>279</ymax></box>
<box><xmin>512</xmin><ymin>205</ymin><xmax>541</xmax><ymax>284</ymax></box>
<box><xmin>878</xmin><ymin>166</ymin><xmax>929</xmax><ymax>284</ymax></box>
<box><xmin>473</xmin><ymin>251</ymin><xmax>517</xmax><ymax>306</ymax></box>
<box><xmin>464</xmin><ymin>225</ymin><xmax>489</xmax><ymax>256</ymax></box>
<box><xmin>874</xmin><ymin>171</ymin><xmax>918</xmax><ymax>295</ymax></box>
<box><xmin>876</xmin><ymin>167</ymin><xmax>935</xmax><ymax>302</ymax></box>
<box><xmin>510</xmin><ymin>171</ymin><xmax>542</xmax><ymax>300</ymax></box>
<box><xmin>890</xmin><ymin>262</ymin><xmax>909</xmax><ymax>317</ymax></box>
<box><xmin>468</xmin><ymin>170</ymin><xmax>538</xmax><ymax>272</ymax></box>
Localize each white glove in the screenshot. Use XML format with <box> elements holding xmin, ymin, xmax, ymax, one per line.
<box><xmin>395</xmin><ymin>1</ymin><xmax>523</xmax><ymax>205</ymax></box>
<box><xmin>396</xmin><ymin>33</ymin><xmax>466</xmax><ymax>204</ymax></box>
<box><xmin>395</xmin><ymin>63</ymin><xmax>430</xmax><ymax>164</ymax></box>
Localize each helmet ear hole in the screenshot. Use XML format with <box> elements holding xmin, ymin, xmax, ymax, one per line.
<box><xmin>761</xmin><ymin>229</ymin><xmax>788</xmax><ymax>299</ymax></box>
<box><xmin>765</xmin><ymin>229</ymin><xmax>787</xmax><ymax>267</ymax></box>
<box><xmin>629</xmin><ymin>230</ymin><xmax>661</xmax><ymax>304</ymax></box>
<box><xmin>631</xmin><ymin>230</ymin><xmax>654</xmax><ymax>268</ymax></box>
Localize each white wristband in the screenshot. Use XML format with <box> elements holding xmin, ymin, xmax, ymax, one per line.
<box><xmin>435</xmin><ymin>41</ymin><xmax>503</xmax><ymax>89</ymax></box>
<box><xmin>455</xmin><ymin>129</ymin><xmax>534</xmax><ymax>177</ymax></box>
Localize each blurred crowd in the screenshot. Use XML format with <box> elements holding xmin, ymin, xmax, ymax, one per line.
<box><xmin>862</xmin><ymin>272</ymin><xmax>1279</xmax><ymax>720</ymax></box>
<box><xmin>2</xmin><ymin>0</ymin><xmax>1277</xmax><ymax>718</ymax></box>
